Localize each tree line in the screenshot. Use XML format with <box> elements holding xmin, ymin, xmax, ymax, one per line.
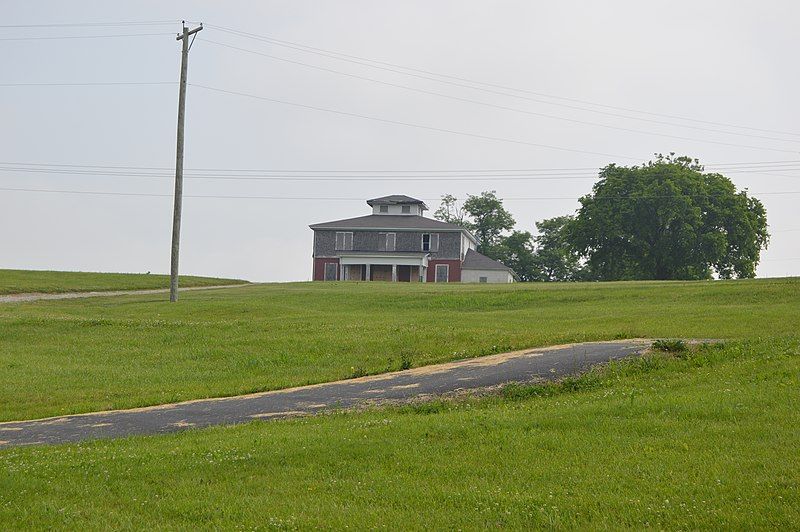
<box><xmin>434</xmin><ymin>154</ymin><xmax>769</xmax><ymax>281</ymax></box>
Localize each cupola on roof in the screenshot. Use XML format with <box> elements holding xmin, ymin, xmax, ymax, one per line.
<box><xmin>366</xmin><ymin>195</ymin><xmax>428</xmax><ymax>210</ymax></box>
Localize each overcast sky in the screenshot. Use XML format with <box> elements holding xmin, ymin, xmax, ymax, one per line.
<box><xmin>2</xmin><ymin>1</ymin><xmax>798</xmax><ymax>281</ymax></box>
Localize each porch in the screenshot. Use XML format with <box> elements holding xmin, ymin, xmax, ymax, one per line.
<box><xmin>338</xmin><ymin>252</ymin><xmax>429</xmax><ymax>282</ymax></box>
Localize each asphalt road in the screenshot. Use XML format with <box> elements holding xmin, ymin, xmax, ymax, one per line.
<box><xmin>0</xmin><ymin>339</ymin><xmax>651</xmax><ymax>448</ymax></box>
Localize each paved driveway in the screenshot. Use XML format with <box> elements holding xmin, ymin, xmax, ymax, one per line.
<box><xmin>0</xmin><ymin>339</ymin><xmax>651</xmax><ymax>448</ymax></box>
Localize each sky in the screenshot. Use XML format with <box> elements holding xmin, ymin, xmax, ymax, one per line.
<box><xmin>1</xmin><ymin>1</ymin><xmax>798</xmax><ymax>282</ymax></box>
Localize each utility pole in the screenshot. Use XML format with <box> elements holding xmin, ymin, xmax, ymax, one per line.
<box><xmin>170</xmin><ymin>21</ymin><xmax>203</xmax><ymax>302</ymax></box>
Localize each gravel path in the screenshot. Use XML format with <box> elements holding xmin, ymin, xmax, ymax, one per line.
<box><xmin>0</xmin><ymin>283</ymin><xmax>251</xmax><ymax>303</ymax></box>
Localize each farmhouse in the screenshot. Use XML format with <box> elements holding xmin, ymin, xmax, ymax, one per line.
<box><xmin>309</xmin><ymin>195</ymin><xmax>515</xmax><ymax>283</ymax></box>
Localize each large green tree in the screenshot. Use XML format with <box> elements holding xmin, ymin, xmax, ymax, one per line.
<box><xmin>461</xmin><ymin>191</ymin><xmax>515</xmax><ymax>256</ymax></box>
<box><xmin>495</xmin><ymin>230</ymin><xmax>536</xmax><ymax>281</ymax></box>
<box><xmin>433</xmin><ymin>194</ymin><xmax>467</xmax><ymax>227</ymax></box>
<box><xmin>530</xmin><ymin>216</ymin><xmax>586</xmax><ymax>282</ymax></box>
<box><xmin>568</xmin><ymin>154</ymin><xmax>769</xmax><ymax>280</ymax></box>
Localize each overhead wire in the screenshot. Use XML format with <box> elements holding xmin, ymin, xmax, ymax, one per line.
<box><xmin>1</xmin><ymin>186</ymin><xmax>798</xmax><ymax>201</ymax></box>
<box><xmin>2</xmin><ymin>159</ymin><xmax>800</xmax><ymax>173</ymax></box>
<box><xmin>0</xmin><ymin>21</ymin><xmax>180</xmax><ymax>28</ymax></box>
<box><xmin>1</xmin><ymin>165</ymin><xmax>800</xmax><ymax>182</ymax></box>
<box><xmin>189</xmin><ymin>82</ymin><xmax>642</xmax><ymax>161</ymax></box>
<box><xmin>206</xmin><ymin>24</ymin><xmax>800</xmax><ymax>140</ymax></box>
<box><xmin>0</xmin><ymin>32</ymin><xmax>175</xmax><ymax>41</ymax></box>
<box><xmin>0</xmin><ymin>81</ymin><xmax>175</xmax><ymax>87</ymax></box>
<box><xmin>201</xmin><ymin>37</ymin><xmax>800</xmax><ymax>152</ymax></box>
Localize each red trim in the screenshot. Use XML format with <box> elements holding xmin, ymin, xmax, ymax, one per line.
<box><xmin>313</xmin><ymin>257</ymin><xmax>340</xmax><ymax>281</ymax></box>
<box><xmin>427</xmin><ymin>259</ymin><xmax>461</xmax><ymax>282</ymax></box>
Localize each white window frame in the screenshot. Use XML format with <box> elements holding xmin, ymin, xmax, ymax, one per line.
<box><xmin>401</xmin><ymin>205</ymin><xmax>411</xmax><ymax>214</ymax></box>
<box><xmin>335</xmin><ymin>231</ymin><xmax>353</xmax><ymax>251</ymax></box>
<box><xmin>386</xmin><ymin>232</ymin><xmax>396</xmax><ymax>252</ymax></box>
<box><xmin>435</xmin><ymin>264</ymin><xmax>449</xmax><ymax>283</ymax></box>
<box><xmin>379</xmin><ymin>205</ymin><xmax>389</xmax><ymax>213</ymax></box>
<box><xmin>422</xmin><ymin>233</ymin><xmax>438</xmax><ymax>252</ymax></box>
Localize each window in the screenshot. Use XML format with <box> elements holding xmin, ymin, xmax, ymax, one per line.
<box><xmin>324</xmin><ymin>262</ymin><xmax>338</xmax><ymax>281</ymax></box>
<box><xmin>377</xmin><ymin>232</ymin><xmax>395</xmax><ymax>251</ymax></box>
<box><xmin>479</xmin><ymin>276</ymin><xmax>488</xmax><ymax>283</ymax></box>
<box><xmin>435</xmin><ymin>264</ymin><xmax>449</xmax><ymax>283</ymax></box>
<box><xmin>422</xmin><ymin>233</ymin><xmax>439</xmax><ymax>252</ymax></box>
<box><xmin>335</xmin><ymin>232</ymin><xmax>353</xmax><ymax>251</ymax></box>
<box><xmin>379</xmin><ymin>205</ymin><xmax>389</xmax><ymax>213</ymax></box>
<box><xmin>401</xmin><ymin>205</ymin><xmax>411</xmax><ymax>214</ymax></box>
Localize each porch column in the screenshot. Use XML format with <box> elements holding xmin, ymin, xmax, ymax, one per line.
<box><xmin>391</xmin><ymin>264</ymin><xmax>398</xmax><ymax>282</ymax></box>
<box><xmin>421</xmin><ymin>266</ymin><xmax>427</xmax><ymax>282</ymax></box>
<box><xmin>340</xmin><ymin>264</ymin><xmax>345</xmax><ymax>281</ymax></box>
<box><xmin>365</xmin><ymin>263</ymin><xmax>371</xmax><ymax>281</ymax></box>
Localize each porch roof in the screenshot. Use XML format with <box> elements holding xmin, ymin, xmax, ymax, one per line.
<box><xmin>338</xmin><ymin>252</ymin><xmax>429</xmax><ymax>267</ymax></box>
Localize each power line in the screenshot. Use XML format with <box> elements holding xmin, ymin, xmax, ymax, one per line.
<box><xmin>206</xmin><ymin>24</ymin><xmax>800</xmax><ymax>140</ymax></box>
<box><xmin>0</xmin><ymin>167</ymin><xmax>602</xmax><ymax>181</ymax></box>
<box><xmin>2</xmin><ymin>165</ymin><xmax>800</xmax><ymax>182</ymax></box>
<box><xmin>202</xmin><ymin>37</ymin><xmax>800</xmax><ymax>152</ymax></box>
<box><xmin>1</xmin><ymin>162</ymin><xmax>800</xmax><ymax>181</ymax></box>
<box><xmin>1</xmin><ymin>186</ymin><xmax>798</xmax><ymax>201</ymax></box>
<box><xmin>190</xmin><ymin>82</ymin><xmax>642</xmax><ymax>161</ymax></box>
<box><xmin>0</xmin><ymin>81</ymin><xmax>175</xmax><ymax>87</ymax></box>
<box><xmin>0</xmin><ymin>161</ymin><xmax>602</xmax><ymax>173</ymax></box>
<box><xmin>0</xmin><ymin>32</ymin><xmax>175</xmax><ymax>41</ymax></box>
<box><xmin>2</xmin><ymin>159</ymin><xmax>799</xmax><ymax>173</ymax></box>
<box><xmin>709</xmin><ymin>161</ymin><xmax>800</xmax><ymax>168</ymax></box>
<box><xmin>0</xmin><ymin>21</ymin><xmax>180</xmax><ymax>28</ymax></box>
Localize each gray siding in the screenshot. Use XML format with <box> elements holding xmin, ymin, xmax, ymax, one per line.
<box><xmin>313</xmin><ymin>229</ymin><xmax>462</xmax><ymax>259</ymax></box>
<box><xmin>437</xmin><ymin>232</ymin><xmax>460</xmax><ymax>259</ymax></box>
<box><xmin>314</xmin><ymin>230</ymin><xmax>338</xmax><ymax>257</ymax></box>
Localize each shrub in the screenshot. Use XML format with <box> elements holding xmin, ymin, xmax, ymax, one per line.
<box><xmin>652</xmin><ymin>339</ymin><xmax>688</xmax><ymax>353</ymax></box>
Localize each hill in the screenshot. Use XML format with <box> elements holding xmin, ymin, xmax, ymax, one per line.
<box><xmin>1</xmin><ymin>337</ymin><xmax>797</xmax><ymax>528</ymax></box>
<box><xmin>0</xmin><ymin>278</ymin><xmax>797</xmax><ymax>421</ymax></box>
<box><xmin>0</xmin><ymin>268</ymin><xmax>246</xmax><ymax>295</ymax></box>
<box><xmin>0</xmin><ymin>277</ymin><xmax>797</xmax><ymax>528</ymax></box>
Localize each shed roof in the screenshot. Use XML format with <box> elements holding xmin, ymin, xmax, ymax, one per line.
<box><xmin>461</xmin><ymin>249</ymin><xmax>514</xmax><ymax>272</ymax></box>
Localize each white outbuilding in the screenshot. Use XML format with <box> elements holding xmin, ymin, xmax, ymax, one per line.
<box><xmin>460</xmin><ymin>249</ymin><xmax>516</xmax><ymax>283</ymax></box>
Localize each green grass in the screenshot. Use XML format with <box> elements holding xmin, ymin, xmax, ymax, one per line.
<box><xmin>0</xmin><ymin>269</ymin><xmax>246</xmax><ymax>295</ymax></box>
<box><xmin>1</xmin><ymin>278</ymin><xmax>798</xmax><ymax>421</ymax></box>
<box><xmin>1</xmin><ymin>338</ymin><xmax>797</xmax><ymax>529</ymax></box>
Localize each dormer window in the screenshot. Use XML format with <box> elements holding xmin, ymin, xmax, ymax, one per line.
<box><xmin>401</xmin><ymin>205</ymin><xmax>411</xmax><ymax>214</ymax></box>
<box><xmin>379</xmin><ymin>205</ymin><xmax>389</xmax><ymax>213</ymax></box>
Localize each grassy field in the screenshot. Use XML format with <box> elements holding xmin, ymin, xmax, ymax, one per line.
<box><xmin>1</xmin><ymin>338</ymin><xmax>797</xmax><ymax>529</ymax></box>
<box><xmin>0</xmin><ymin>269</ymin><xmax>246</xmax><ymax>295</ymax></box>
<box><xmin>1</xmin><ymin>277</ymin><xmax>798</xmax><ymax>421</ymax></box>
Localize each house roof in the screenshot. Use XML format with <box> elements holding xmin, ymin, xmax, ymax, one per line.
<box><xmin>461</xmin><ymin>249</ymin><xmax>514</xmax><ymax>272</ymax></box>
<box><xmin>309</xmin><ymin>214</ymin><xmax>471</xmax><ymax>235</ymax></box>
<box><xmin>366</xmin><ymin>195</ymin><xmax>428</xmax><ymax>209</ymax></box>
